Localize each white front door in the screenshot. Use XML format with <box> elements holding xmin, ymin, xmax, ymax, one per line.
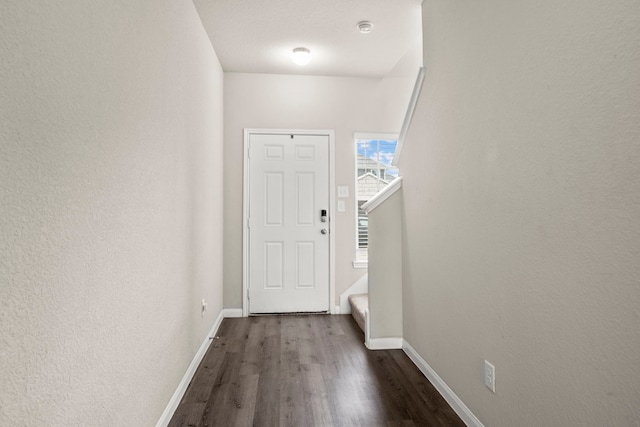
<box><xmin>247</xmin><ymin>132</ymin><xmax>330</xmax><ymax>313</ymax></box>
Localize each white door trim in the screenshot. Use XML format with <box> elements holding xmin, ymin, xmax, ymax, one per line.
<box><xmin>242</xmin><ymin>129</ymin><xmax>336</xmax><ymax>317</ymax></box>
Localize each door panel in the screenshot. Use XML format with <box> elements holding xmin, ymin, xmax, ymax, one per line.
<box><xmin>296</xmin><ymin>241</ymin><xmax>315</xmax><ymax>288</ymax></box>
<box><xmin>248</xmin><ymin>133</ymin><xmax>329</xmax><ymax>313</ymax></box>
<box><xmin>264</xmin><ymin>172</ymin><xmax>284</xmax><ymax>225</ymax></box>
<box><xmin>264</xmin><ymin>242</ymin><xmax>283</xmax><ymax>289</ymax></box>
<box><xmin>296</xmin><ymin>173</ymin><xmax>314</xmax><ymax>225</ymax></box>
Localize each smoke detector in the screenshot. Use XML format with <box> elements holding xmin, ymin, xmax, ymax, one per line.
<box><xmin>357</xmin><ymin>21</ymin><xmax>374</xmax><ymax>34</ymax></box>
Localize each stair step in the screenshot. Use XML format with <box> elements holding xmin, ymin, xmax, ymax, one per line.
<box><xmin>348</xmin><ymin>293</ymin><xmax>368</xmax><ymax>332</ymax></box>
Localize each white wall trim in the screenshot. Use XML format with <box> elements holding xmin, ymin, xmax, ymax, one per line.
<box><xmin>392</xmin><ymin>66</ymin><xmax>426</xmax><ymax>167</ymax></box>
<box><xmin>242</xmin><ymin>129</ymin><xmax>336</xmax><ymax>317</ymax></box>
<box><xmin>402</xmin><ymin>340</ymin><xmax>484</xmax><ymax>427</ymax></box>
<box><xmin>156</xmin><ymin>309</ymin><xmax>225</xmax><ymax>427</ymax></box>
<box><xmin>223</xmin><ymin>308</ymin><xmax>243</xmax><ymax>318</ymax></box>
<box><xmin>364</xmin><ymin>308</ymin><xmax>371</xmax><ymax>348</ymax></box>
<box><xmin>361</xmin><ymin>177</ymin><xmax>402</xmax><ymax>214</ymax></box>
<box><xmin>352</xmin><ymin>259</ymin><xmax>368</xmax><ymax>269</ymax></box>
<box><xmin>367</xmin><ymin>337</ymin><xmax>404</xmax><ymax>350</ymax></box>
<box><xmin>364</xmin><ymin>304</ymin><xmax>402</xmax><ymax>350</ymax></box>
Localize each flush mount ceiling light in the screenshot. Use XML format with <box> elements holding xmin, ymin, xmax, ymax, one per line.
<box><xmin>357</xmin><ymin>21</ymin><xmax>374</xmax><ymax>34</ymax></box>
<box><xmin>292</xmin><ymin>47</ymin><xmax>311</xmax><ymax>66</ymax></box>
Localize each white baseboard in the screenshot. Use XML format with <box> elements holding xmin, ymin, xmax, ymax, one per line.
<box><xmin>363</xmin><ymin>308</ymin><xmax>401</xmax><ymax>349</ymax></box>
<box><xmin>155</xmin><ymin>310</ymin><xmax>225</xmax><ymax>427</ymax></box>
<box><xmin>222</xmin><ymin>308</ymin><xmax>243</xmax><ymax>318</ymax></box>
<box><xmin>332</xmin><ymin>305</ymin><xmax>341</xmax><ymax>314</ymax></box>
<box><xmin>402</xmin><ymin>340</ymin><xmax>484</xmax><ymax>427</ymax></box>
<box><xmin>364</xmin><ymin>308</ymin><xmax>371</xmax><ymax>347</ymax></box>
<box><xmin>366</xmin><ymin>337</ymin><xmax>403</xmax><ymax>350</ymax></box>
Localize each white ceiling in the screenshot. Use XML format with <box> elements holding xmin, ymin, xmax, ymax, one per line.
<box><xmin>193</xmin><ymin>0</ymin><xmax>423</xmax><ymax>78</ymax></box>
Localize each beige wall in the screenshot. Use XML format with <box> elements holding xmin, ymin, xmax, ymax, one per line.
<box><xmin>223</xmin><ymin>72</ymin><xmax>418</xmax><ymax>309</ymax></box>
<box><xmin>368</xmin><ymin>190</ymin><xmax>403</xmax><ymax>339</ymax></box>
<box><xmin>0</xmin><ymin>1</ymin><xmax>224</xmax><ymax>425</ymax></box>
<box><xmin>400</xmin><ymin>1</ymin><xmax>640</xmax><ymax>425</ymax></box>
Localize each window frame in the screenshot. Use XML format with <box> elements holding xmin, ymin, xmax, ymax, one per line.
<box><xmin>353</xmin><ymin>132</ymin><xmax>399</xmax><ymax>267</ymax></box>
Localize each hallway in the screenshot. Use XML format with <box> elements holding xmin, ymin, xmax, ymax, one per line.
<box><xmin>169</xmin><ymin>315</ymin><xmax>464</xmax><ymax>426</ymax></box>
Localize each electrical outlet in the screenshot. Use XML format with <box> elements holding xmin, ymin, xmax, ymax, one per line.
<box><xmin>484</xmin><ymin>360</ymin><xmax>496</xmax><ymax>393</ymax></box>
<box><xmin>201</xmin><ymin>299</ymin><xmax>207</xmax><ymax>316</ymax></box>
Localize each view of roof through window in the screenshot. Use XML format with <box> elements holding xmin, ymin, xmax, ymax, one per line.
<box><xmin>355</xmin><ymin>139</ymin><xmax>399</xmax><ymax>252</ymax></box>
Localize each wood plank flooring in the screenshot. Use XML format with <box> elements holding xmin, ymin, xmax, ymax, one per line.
<box><xmin>169</xmin><ymin>315</ymin><xmax>465</xmax><ymax>427</ymax></box>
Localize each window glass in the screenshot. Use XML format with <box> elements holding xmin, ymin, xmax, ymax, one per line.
<box><xmin>355</xmin><ymin>138</ymin><xmax>398</xmax><ymax>257</ymax></box>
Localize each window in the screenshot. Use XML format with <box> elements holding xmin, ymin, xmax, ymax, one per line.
<box><xmin>354</xmin><ymin>135</ymin><xmax>399</xmax><ymax>263</ymax></box>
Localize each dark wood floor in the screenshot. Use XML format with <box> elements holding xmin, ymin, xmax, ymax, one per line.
<box><xmin>169</xmin><ymin>315</ymin><xmax>465</xmax><ymax>427</ymax></box>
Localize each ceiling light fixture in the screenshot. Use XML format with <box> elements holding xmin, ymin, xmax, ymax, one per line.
<box><xmin>357</xmin><ymin>21</ymin><xmax>374</xmax><ymax>34</ymax></box>
<box><xmin>292</xmin><ymin>47</ymin><xmax>311</xmax><ymax>66</ymax></box>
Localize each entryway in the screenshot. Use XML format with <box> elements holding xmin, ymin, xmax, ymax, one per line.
<box><xmin>167</xmin><ymin>315</ymin><xmax>466</xmax><ymax>426</ymax></box>
<box><xmin>243</xmin><ymin>130</ymin><xmax>335</xmax><ymax>315</ymax></box>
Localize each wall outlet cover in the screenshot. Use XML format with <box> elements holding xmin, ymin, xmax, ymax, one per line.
<box><xmin>484</xmin><ymin>360</ymin><xmax>496</xmax><ymax>393</ymax></box>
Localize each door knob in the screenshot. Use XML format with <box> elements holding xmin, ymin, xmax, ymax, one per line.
<box><xmin>321</xmin><ymin>228</ymin><xmax>328</xmax><ymax>234</ymax></box>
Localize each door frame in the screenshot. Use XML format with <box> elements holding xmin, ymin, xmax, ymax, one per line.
<box><xmin>242</xmin><ymin>128</ymin><xmax>336</xmax><ymax>316</ymax></box>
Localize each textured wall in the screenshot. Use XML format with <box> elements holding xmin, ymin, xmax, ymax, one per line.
<box><xmin>223</xmin><ymin>73</ymin><xmax>417</xmax><ymax>309</ymax></box>
<box><xmin>400</xmin><ymin>1</ymin><xmax>640</xmax><ymax>425</ymax></box>
<box><xmin>0</xmin><ymin>0</ymin><xmax>224</xmax><ymax>425</ymax></box>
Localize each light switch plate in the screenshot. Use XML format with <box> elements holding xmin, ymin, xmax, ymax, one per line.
<box><xmin>337</xmin><ymin>200</ymin><xmax>346</xmax><ymax>212</ymax></box>
<box><xmin>338</xmin><ymin>186</ymin><xmax>349</xmax><ymax>198</ymax></box>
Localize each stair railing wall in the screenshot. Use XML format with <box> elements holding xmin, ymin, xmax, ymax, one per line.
<box><xmin>362</xmin><ymin>179</ymin><xmax>403</xmax><ymax>349</ymax></box>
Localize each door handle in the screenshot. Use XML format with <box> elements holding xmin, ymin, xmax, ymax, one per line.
<box><xmin>321</xmin><ymin>228</ymin><xmax>328</xmax><ymax>235</ymax></box>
